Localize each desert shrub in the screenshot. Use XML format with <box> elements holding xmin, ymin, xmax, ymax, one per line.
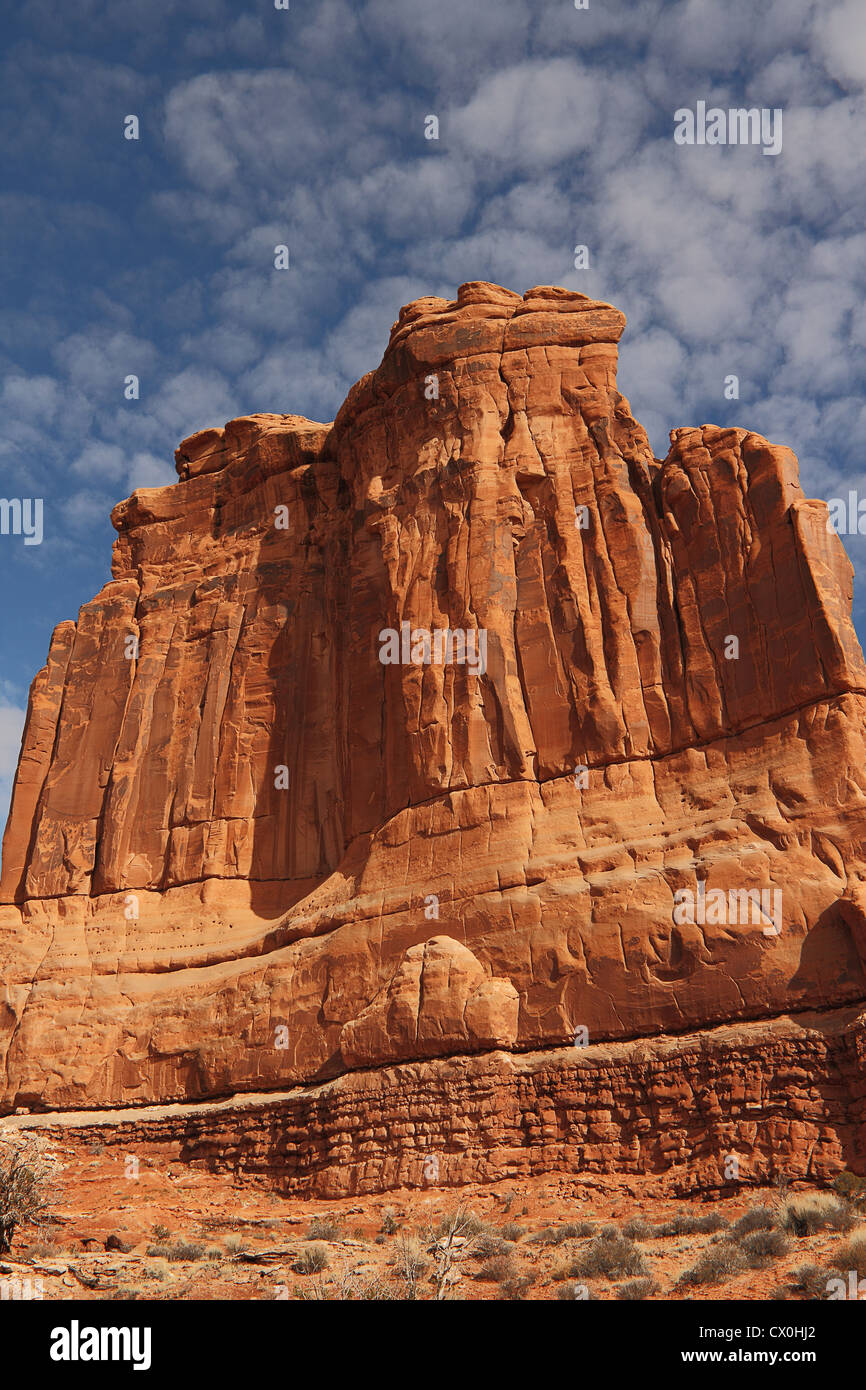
<box><xmin>741</xmin><ymin>1229</ymin><xmax>790</xmax><ymax>1266</ymax></box>
<box><xmin>146</xmin><ymin>1239</ymin><xmax>202</xmax><ymax>1262</ymax></box>
<box><xmin>678</xmin><ymin>1242</ymin><xmax>747</xmax><ymax>1287</ymax></box>
<box><xmin>380</xmin><ymin>1210</ymin><xmax>399</xmax><ymax>1235</ymax></box>
<box><xmin>476</xmin><ymin>1254</ymin><xmax>519</xmax><ymax>1283</ymax></box>
<box><xmin>570</xmin><ymin>1228</ymin><xmax>648</xmax><ymax>1280</ymax></box>
<box><xmin>731</xmin><ymin>1207</ymin><xmax>776</xmax><ymax>1240</ymax></box>
<box><xmin>622</xmin><ymin>1217</ymin><xmax>652</xmax><ymax>1240</ymax></box>
<box><xmin>205</xmin><ymin>1246</ymin><xmax>222</xmax><ymax>1262</ymax></box>
<box><xmin>654</xmin><ymin>1210</ymin><xmax>728</xmax><ymax>1237</ymax></box>
<box><xmin>428</xmin><ymin>1207</ymin><xmax>485</xmax><ymax>1298</ymax></box>
<box><xmin>434</xmin><ymin>1210</ymin><xmax>485</xmax><ymax>1239</ymax></box>
<box><xmin>357</xmin><ymin>1277</ymin><xmax>402</xmax><ymax>1301</ymax></box>
<box><xmin>832</xmin><ymin>1172</ymin><xmax>866</xmax><ymax>1203</ymax></box>
<box><xmin>475</xmin><ymin>1233</ymin><xmax>514</xmax><ymax>1260</ymax></box>
<box><xmin>224</xmin><ymin>1235</ymin><xmax>248</xmax><ymax>1254</ymax></box>
<box><xmin>395</xmin><ymin>1235</ymin><xmax>428</xmax><ymax>1299</ymax></box>
<box><xmin>293</xmin><ymin>1243</ymin><xmax>330</xmax><ymax>1274</ymax></box>
<box><xmin>167</xmin><ymin>1240</ymin><xmax>205</xmax><ymax>1262</ymax></box>
<box><xmin>0</xmin><ymin>1142</ymin><xmax>52</xmax><ymax>1254</ymax></box>
<box><xmin>496</xmin><ymin>1272</ymin><xmax>535</xmax><ymax>1300</ymax></box>
<box><xmin>499</xmin><ymin>1223</ymin><xmax>526</xmax><ymax>1242</ymax></box>
<box><xmin>788</xmin><ymin>1263</ymin><xmax>840</xmax><ymax>1299</ymax></box>
<box><xmin>295</xmin><ymin>1277</ymin><xmax>332</xmax><ymax>1301</ymax></box>
<box><xmin>617</xmin><ymin>1277</ymin><xmax>656</xmax><ymax>1300</ymax></box>
<box><xmin>24</xmin><ymin>1240</ymin><xmax>56</xmax><ymax>1259</ymax></box>
<box><xmin>531</xmin><ymin>1221</ymin><xmax>596</xmax><ymax>1246</ymax></box>
<box><xmin>152</xmin><ymin>1223</ymin><xmax>170</xmax><ymax>1240</ymax></box>
<box><xmin>145</xmin><ymin>1243</ymin><xmax>172</xmax><ymax>1259</ymax></box>
<box><xmin>836</xmin><ymin>1230</ymin><xmax>866</xmax><ymax>1278</ymax></box>
<box><xmin>780</xmin><ymin>1194</ymin><xmax>854</xmax><ymax>1237</ymax></box>
<box><xmin>307</xmin><ymin>1216</ymin><xmax>341</xmax><ymax>1241</ymax></box>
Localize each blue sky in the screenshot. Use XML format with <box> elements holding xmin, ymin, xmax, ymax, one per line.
<box><xmin>2</xmin><ymin>0</ymin><xmax>866</xmax><ymax>822</ymax></box>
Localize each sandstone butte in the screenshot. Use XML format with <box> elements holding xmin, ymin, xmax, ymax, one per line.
<box><xmin>2</xmin><ymin>280</ymin><xmax>866</xmax><ymax>1198</ymax></box>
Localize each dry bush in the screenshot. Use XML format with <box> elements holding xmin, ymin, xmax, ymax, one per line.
<box><xmin>293</xmin><ymin>1243</ymin><xmax>330</xmax><ymax>1274</ymax></box>
<box><xmin>779</xmin><ymin>1193</ymin><xmax>854</xmax><ymax>1237</ymax></box>
<box><xmin>433</xmin><ymin>1209</ymin><xmax>485</xmax><ymax>1240</ymax></box>
<box><xmin>622</xmin><ymin>1217</ymin><xmax>652</xmax><ymax>1240</ymax></box>
<box><xmin>731</xmin><ymin>1206</ymin><xmax>776</xmax><ymax>1240</ymax></box>
<box><xmin>787</xmin><ymin>1264</ymin><xmax>838</xmax><ymax>1299</ymax></box>
<box><xmin>170</xmin><ymin>1240</ymin><xmax>205</xmax><ymax>1261</ymax></box>
<box><xmin>531</xmin><ymin>1221</ymin><xmax>596</xmax><ymax>1246</ymax></box>
<box><xmin>678</xmin><ymin>1242</ymin><xmax>747</xmax><ymax>1287</ymax></box>
<box><xmin>393</xmin><ymin>1234</ymin><xmax>428</xmax><ymax>1299</ymax></box>
<box><xmin>741</xmin><ymin>1229</ymin><xmax>790</xmax><ymax>1266</ymax></box>
<box><xmin>426</xmin><ymin>1207</ymin><xmax>483</xmax><ymax>1300</ymax></box>
<box><xmin>145</xmin><ymin>1239</ymin><xmax>204</xmax><ymax>1262</ymax></box>
<box><xmin>475</xmin><ymin>1233</ymin><xmax>515</xmax><ymax>1260</ymax></box>
<box><xmin>307</xmin><ymin>1216</ymin><xmax>341</xmax><ymax>1241</ymax></box>
<box><xmin>836</xmin><ymin>1229</ymin><xmax>866</xmax><ymax>1278</ymax></box>
<box><xmin>832</xmin><ymin>1172</ymin><xmax>866</xmax><ymax>1204</ymax></box>
<box><xmin>570</xmin><ymin>1227</ymin><xmax>648</xmax><ymax>1280</ymax></box>
<box><xmin>617</xmin><ymin>1277</ymin><xmax>657</xmax><ymax>1300</ymax></box>
<box><xmin>499</xmin><ymin>1222</ymin><xmax>526</xmax><ymax>1242</ymax></box>
<box><xmin>496</xmin><ymin>1272</ymin><xmax>535</xmax><ymax>1300</ymax></box>
<box><xmin>654</xmin><ymin>1210</ymin><xmax>729</xmax><ymax>1237</ymax></box>
<box><xmin>0</xmin><ymin>1138</ymin><xmax>54</xmax><ymax>1254</ymax></box>
<box><xmin>476</xmin><ymin>1254</ymin><xmax>519</xmax><ymax>1283</ymax></box>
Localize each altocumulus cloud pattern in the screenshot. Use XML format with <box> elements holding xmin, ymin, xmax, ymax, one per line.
<box><xmin>1</xmin><ymin>0</ymin><xmax>865</xmax><ymax>815</ymax></box>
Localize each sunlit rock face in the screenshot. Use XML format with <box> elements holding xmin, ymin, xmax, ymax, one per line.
<box><xmin>2</xmin><ymin>280</ymin><xmax>866</xmax><ymax>1121</ymax></box>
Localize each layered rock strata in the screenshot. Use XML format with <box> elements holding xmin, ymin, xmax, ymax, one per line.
<box><xmin>7</xmin><ymin>1009</ymin><xmax>866</xmax><ymax>1198</ymax></box>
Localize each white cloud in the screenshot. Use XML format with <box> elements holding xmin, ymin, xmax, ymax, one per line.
<box><xmin>127</xmin><ymin>451</ymin><xmax>175</xmax><ymax>491</ymax></box>
<box><xmin>62</xmin><ymin>489</ymin><xmax>114</xmax><ymax>531</ymax></box>
<box><xmin>0</xmin><ymin>700</ymin><xmax>27</xmax><ymax>832</ymax></box>
<box><xmin>163</xmin><ymin>70</ymin><xmax>370</xmax><ymax>192</ymax></box>
<box><xmin>816</xmin><ymin>0</ymin><xmax>866</xmax><ymax>88</ymax></box>
<box><xmin>450</xmin><ymin>59</ymin><xmax>605</xmax><ymax>171</ymax></box>
<box><xmin>70</xmin><ymin>442</ymin><xmax>127</xmax><ymax>481</ymax></box>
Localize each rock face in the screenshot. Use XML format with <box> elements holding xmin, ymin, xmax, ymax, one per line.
<box><xmin>2</xmin><ymin>281</ymin><xmax>866</xmax><ymax>1184</ymax></box>
<box><xmin>9</xmin><ymin>1008</ymin><xmax>866</xmax><ymax>1198</ymax></box>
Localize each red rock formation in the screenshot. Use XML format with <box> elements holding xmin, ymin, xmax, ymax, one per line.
<box><xmin>2</xmin><ymin>281</ymin><xmax>866</xmax><ymax>1190</ymax></box>
<box><xmin>9</xmin><ymin>1007</ymin><xmax>866</xmax><ymax>1198</ymax></box>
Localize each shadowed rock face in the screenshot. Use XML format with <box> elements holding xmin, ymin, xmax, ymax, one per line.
<box><xmin>2</xmin><ymin>280</ymin><xmax>866</xmax><ymax>1115</ymax></box>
